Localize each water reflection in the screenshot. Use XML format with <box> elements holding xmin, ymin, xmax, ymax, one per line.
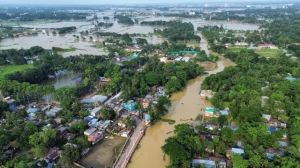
<box><xmin>40</xmin><ymin>72</ymin><xmax>82</xmax><ymax>89</ymax></box>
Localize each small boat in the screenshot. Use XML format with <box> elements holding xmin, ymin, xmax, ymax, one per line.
<box><xmin>166</xmin><ymin>131</ymin><xmax>172</xmax><ymax>134</ymax></box>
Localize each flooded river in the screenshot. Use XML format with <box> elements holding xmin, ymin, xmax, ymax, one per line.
<box><xmin>129</xmin><ymin>35</ymin><xmax>235</xmax><ymax>167</ymax></box>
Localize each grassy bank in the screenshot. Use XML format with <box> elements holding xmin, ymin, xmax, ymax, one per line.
<box><xmin>0</xmin><ymin>64</ymin><xmax>34</xmax><ymax>79</ymax></box>
<box><xmin>56</xmin><ymin>47</ymin><xmax>77</xmax><ymax>55</ymax></box>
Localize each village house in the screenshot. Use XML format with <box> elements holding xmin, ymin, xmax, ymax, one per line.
<box><xmin>44</xmin><ymin>147</ymin><xmax>62</xmax><ymax>167</ymax></box>
<box><xmin>235</xmin><ymin>42</ymin><xmax>248</xmax><ymax>47</ymax></box>
<box><xmin>47</xmin><ymin>107</ymin><xmax>63</xmax><ymax>117</ymax></box>
<box><xmin>200</xmin><ymin>90</ymin><xmax>215</xmax><ymax>99</ymax></box>
<box><xmin>62</xmin><ymin>132</ymin><xmax>76</xmax><ymax>141</ymax></box>
<box><xmin>27</xmin><ymin>107</ymin><xmax>40</xmax><ymax>118</ymax></box>
<box><xmin>192</xmin><ymin>159</ymin><xmax>216</xmax><ymax>168</ymax></box>
<box><xmin>88</xmin><ymin>131</ymin><xmax>105</xmax><ymax>144</ymax></box>
<box><xmin>226</xmin><ymin>148</ymin><xmax>245</xmax><ymax>158</ymax></box>
<box><xmin>98</xmin><ymin>77</ymin><xmax>111</xmax><ymax>86</ymax></box>
<box><xmin>116</xmin><ymin>119</ymin><xmax>126</xmax><ymax>128</ymax></box>
<box><xmin>258</xmin><ymin>44</ymin><xmax>278</xmax><ymax>49</ymax></box>
<box><xmin>89</xmin><ymin>106</ymin><xmax>102</xmax><ymax>117</ymax></box>
<box><xmin>205</xmin><ymin>107</ymin><xmax>215</xmax><ymax>117</ymax></box>
<box><xmin>192</xmin><ymin>157</ymin><xmax>226</xmax><ymax>168</ymax></box>
<box><xmin>175</xmin><ymin>56</ymin><xmax>183</xmax><ymax>61</ymax></box>
<box><xmin>3</xmin><ymin>97</ymin><xmax>16</xmax><ymax>110</ymax></box>
<box><xmin>125</xmin><ymin>46</ymin><xmax>142</xmax><ymax>52</ymax></box>
<box><xmin>200</xmin><ymin>134</ymin><xmax>219</xmax><ymax>142</ymax></box>
<box><xmin>88</xmin><ymin>118</ymin><xmax>99</xmax><ymax>128</ymax></box>
<box><xmin>285</xmin><ymin>73</ymin><xmax>296</xmax><ymax>82</ymax></box>
<box><xmin>67</xmin><ymin>118</ymin><xmax>81</xmax><ymax>127</ymax></box>
<box><xmin>120</xmin><ymin>127</ymin><xmax>133</xmax><ymax>137</ymax></box>
<box><xmin>82</xmin><ymin>95</ymin><xmax>108</xmax><ymax>105</ymax></box>
<box><xmin>205</xmin><ymin>123</ymin><xmax>219</xmax><ymax>130</ymax></box>
<box><xmin>144</xmin><ymin>113</ymin><xmax>151</xmax><ymax>126</ymax></box>
<box><xmin>265</xmin><ymin>149</ymin><xmax>284</xmax><ymax>159</ymax></box>
<box><xmin>98</xmin><ymin>120</ymin><xmax>112</xmax><ymax>131</ymax></box>
<box><xmin>182</xmin><ymin>57</ymin><xmax>192</xmax><ymax>62</ymax></box>
<box><xmin>261</xmin><ymin>96</ymin><xmax>270</xmax><ymax>107</ymax></box>
<box><xmin>84</xmin><ymin>127</ymin><xmax>97</xmax><ymax>136</ymax></box>
<box><xmin>55</xmin><ymin>125</ymin><xmax>68</xmax><ymax>139</ymax></box>
<box><xmin>159</xmin><ymin>57</ymin><xmax>168</xmax><ymax>63</ymax></box>
<box><xmin>124</xmin><ymin>100</ymin><xmax>137</xmax><ymax>112</ymax></box>
<box><xmin>54</xmin><ymin>117</ymin><xmax>62</xmax><ymax>125</ymax></box>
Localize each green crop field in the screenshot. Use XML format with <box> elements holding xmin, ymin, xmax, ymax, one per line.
<box><xmin>254</xmin><ymin>49</ymin><xmax>281</xmax><ymax>58</ymax></box>
<box><xmin>0</xmin><ymin>64</ymin><xmax>34</xmax><ymax>79</ymax></box>
<box><xmin>227</xmin><ymin>47</ymin><xmax>281</xmax><ymax>58</ymax></box>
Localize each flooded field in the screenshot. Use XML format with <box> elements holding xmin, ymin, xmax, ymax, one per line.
<box><xmin>0</xmin><ymin>14</ymin><xmax>259</xmax><ymax>56</ymax></box>
<box><xmin>0</xmin><ymin>32</ymin><xmax>108</xmax><ymax>56</ymax></box>
<box><xmin>40</xmin><ymin>72</ymin><xmax>81</xmax><ymax>89</ymax></box>
<box><xmin>141</xmin><ymin>16</ymin><xmax>260</xmax><ymax>31</ymax></box>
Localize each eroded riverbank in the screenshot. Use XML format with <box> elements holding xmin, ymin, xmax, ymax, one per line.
<box><xmin>128</xmin><ymin>57</ymin><xmax>234</xmax><ymax>168</ymax></box>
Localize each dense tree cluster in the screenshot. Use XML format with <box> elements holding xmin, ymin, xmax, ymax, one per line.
<box><xmin>121</xmin><ymin>56</ymin><xmax>204</xmax><ymax>101</ymax></box>
<box><xmin>58</xmin><ymin>26</ymin><xmax>76</xmax><ymax>34</ymax></box>
<box><xmin>114</xmin><ymin>15</ymin><xmax>134</xmax><ymax>25</ymax></box>
<box><xmin>201</xmin><ymin>50</ymin><xmax>300</xmax><ymax>167</ymax></box>
<box><xmin>144</xmin><ymin>21</ymin><xmax>200</xmax><ymax>42</ymax></box>
<box><xmin>0</xmin><ymin>46</ymin><xmax>46</xmax><ymax>65</ymax></box>
<box><xmin>96</xmin><ymin>22</ymin><xmax>114</xmax><ymax>28</ymax></box>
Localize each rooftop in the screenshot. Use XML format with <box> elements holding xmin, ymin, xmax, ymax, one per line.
<box><xmin>192</xmin><ymin>159</ymin><xmax>216</xmax><ymax>168</ymax></box>
<box><xmin>231</xmin><ymin>148</ymin><xmax>245</xmax><ymax>154</ymax></box>
<box><xmin>84</xmin><ymin>127</ymin><xmax>97</xmax><ymax>136</ymax></box>
<box><xmin>205</xmin><ymin>107</ymin><xmax>214</xmax><ymax>113</ymax></box>
<box><xmin>27</xmin><ymin>108</ymin><xmax>40</xmax><ymax>113</ymax></box>
<box><xmin>82</xmin><ymin>95</ymin><xmax>108</xmax><ymax>104</ymax></box>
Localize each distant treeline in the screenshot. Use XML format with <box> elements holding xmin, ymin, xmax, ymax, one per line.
<box><xmin>0</xmin><ymin>11</ymin><xmax>87</xmax><ymax>22</ymax></box>
<box><xmin>58</xmin><ymin>26</ymin><xmax>76</xmax><ymax>34</ymax></box>
<box><xmin>96</xmin><ymin>22</ymin><xmax>114</xmax><ymax>28</ymax></box>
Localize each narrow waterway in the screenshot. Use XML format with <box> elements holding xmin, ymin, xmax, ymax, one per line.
<box><xmin>128</xmin><ymin>33</ymin><xmax>234</xmax><ymax>167</ymax></box>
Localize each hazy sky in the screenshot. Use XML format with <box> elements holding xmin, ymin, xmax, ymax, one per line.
<box><xmin>0</xmin><ymin>0</ymin><xmax>286</xmax><ymax>5</ymax></box>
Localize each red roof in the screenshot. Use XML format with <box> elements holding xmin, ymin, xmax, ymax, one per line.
<box><xmin>184</xmin><ymin>54</ymin><xmax>194</xmax><ymax>57</ymax></box>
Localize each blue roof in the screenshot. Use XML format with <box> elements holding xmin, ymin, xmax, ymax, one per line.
<box><xmin>219</xmin><ymin>110</ymin><xmax>229</xmax><ymax>115</ymax></box>
<box><xmin>82</xmin><ymin>95</ymin><xmax>108</xmax><ymax>104</ymax></box>
<box><xmin>131</xmin><ymin>54</ymin><xmax>140</xmax><ymax>59</ymax></box>
<box><xmin>145</xmin><ymin>114</ymin><xmax>151</xmax><ymax>121</ymax></box>
<box><xmin>27</xmin><ymin>108</ymin><xmax>40</xmax><ymax>113</ymax></box>
<box><xmin>269</xmin><ymin>126</ymin><xmax>277</xmax><ymax>132</ymax></box>
<box><xmin>85</xmin><ymin>116</ymin><xmax>94</xmax><ymax>121</ymax></box>
<box><xmin>285</xmin><ymin>77</ymin><xmax>296</xmax><ymax>82</ymax></box>
<box><xmin>124</xmin><ymin>100</ymin><xmax>137</xmax><ymax>111</ymax></box>
<box><xmin>192</xmin><ymin>159</ymin><xmax>216</xmax><ymax>168</ymax></box>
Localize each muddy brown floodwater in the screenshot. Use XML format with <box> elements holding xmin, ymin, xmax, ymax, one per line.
<box><xmin>128</xmin><ymin>57</ymin><xmax>235</xmax><ymax>168</ymax></box>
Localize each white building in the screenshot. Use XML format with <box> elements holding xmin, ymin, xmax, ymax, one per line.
<box><xmin>189</xmin><ymin>11</ymin><xmax>196</xmax><ymax>15</ymax></box>
<box><xmin>175</xmin><ymin>57</ymin><xmax>183</xmax><ymax>61</ymax></box>
<box><xmin>160</xmin><ymin>57</ymin><xmax>168</xmax><ymax>63</ymax></box>
<box><xmin>90</xmin><ymin>107</ymin><xmax>102</xmax><ymax>117</ymax></box>
<box><xmin>182</xmin><ymin>57</ymin><xmax>191</xmax><ymax>62</ymax></box>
